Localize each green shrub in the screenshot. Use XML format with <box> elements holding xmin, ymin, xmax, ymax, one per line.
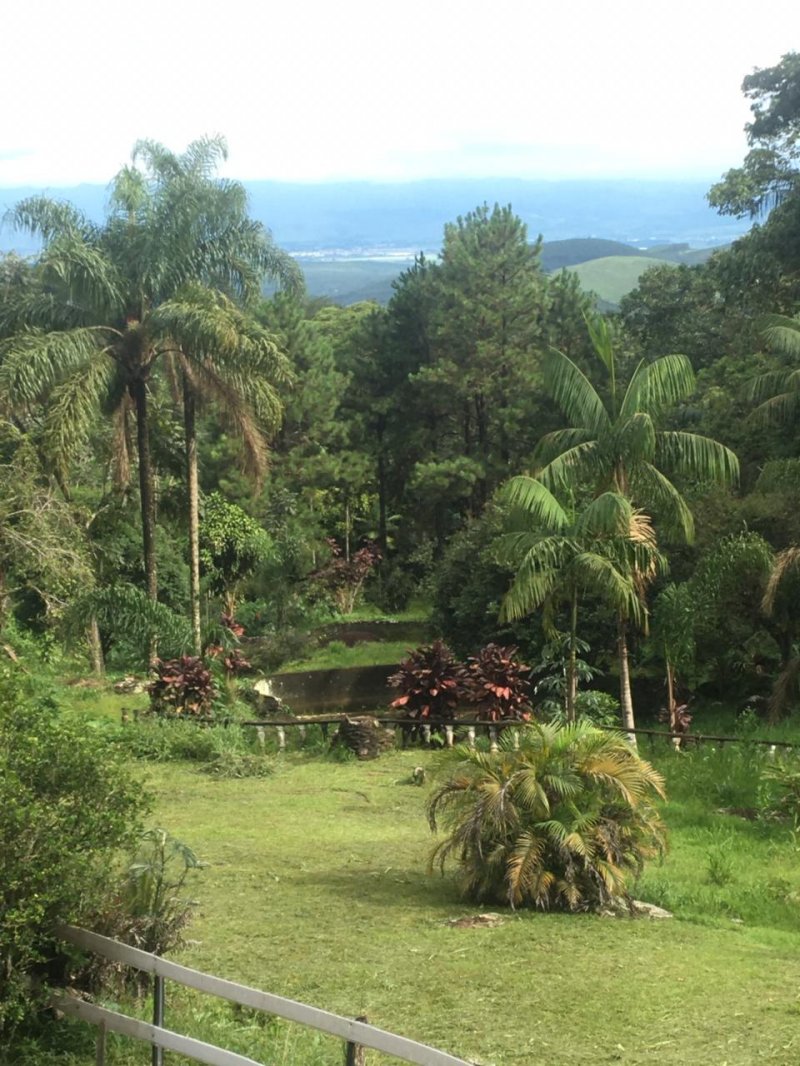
<box><xmin>115</xmin><ymin>720</ymin><xmax>258</xmax><ymax>764</ymax></box>
<box><xmin>202</xmin><ymin>751</ymin><xmax>276</xmax><ymax>778</ymax></box>
<box><xmin>428</xmin><ymin>722</ymin><xmax>666</xmax><ymax>911</ymax></box>
<box><xmin>0</xmin><ymin>667</ymin><xmax>148</xmax><ymax>1032</ymax></box>
<box><xmin>760</xmin><ymin>757</ymin><xmax>800</xmax><ymax>824</ymax></box>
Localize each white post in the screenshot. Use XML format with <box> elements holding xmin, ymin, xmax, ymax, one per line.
<box><xmin>467</xmin><ymin>727</ymin><xmax>476</xmax><ymax>750</ymax></box>
<box><xmin>276</xmin><ymin>726</ymin><xmax>286</xmax><ymax>752</ymax></box>
<box><xmin>256</xmin><ymin>726</ymin><xmax>266</xmax><ymax>750</ymax></box>
<box><xmin>489</xmin><ymin>727</ymin><xmax>498</xmax><ymax>753</ymax></box>
<box><xmin>445</xmin><ymin>724</ymin><xmax>454</xmax><ymax>747</ymax></box>
<box><xmin>422</xmin><ymin>723</ymin><xmax>431</xmax><ymax>746</ymax></box>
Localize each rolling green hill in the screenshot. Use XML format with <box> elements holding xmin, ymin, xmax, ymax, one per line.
<box><xmin>563</xmin><ymin>255</ymin><xmax>674</xmax><ymax>306</ymax></box>
<box><xmin>272</xmin><ymin>240</ymin><xmax>722</xmax><ymax>308</ymax></box>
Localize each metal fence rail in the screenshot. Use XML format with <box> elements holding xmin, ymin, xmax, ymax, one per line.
<box><xmin>56</xmin><ymin>925</ymin><xmax>474</xmax><ymax>1066</ymax></box>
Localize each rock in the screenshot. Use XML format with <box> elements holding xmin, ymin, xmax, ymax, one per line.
<box><xmin>445</xmin><ymin>913</ymin><xmax>504</xmax><ymax>928</ymax></box>
<box><xmin>114</xmin><ymin>676</ymin><xmax>146</xmax><ymax>694</ymax></box>
<box><xmin>630</xmin><ymin>899</ymin><xmax>673</xmax><ymax>919</ymax></box>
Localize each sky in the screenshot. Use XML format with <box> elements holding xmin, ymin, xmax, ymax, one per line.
<box><xmin>1</xmin><ymin>0</ymin><xmax>797</xmax><ymax>188</ymax></box>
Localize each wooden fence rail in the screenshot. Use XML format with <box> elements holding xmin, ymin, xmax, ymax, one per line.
<box><xmin>55</xmin><ymin>925</ymin><xmax>474</xmax><ymax>1066</ymax></box>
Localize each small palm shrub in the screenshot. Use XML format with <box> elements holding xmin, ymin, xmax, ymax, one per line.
<box><xmin>428</xmin><ymin>722</ymin><xmax>666</xmax><ymax>911</ymax></box>
<box><xmin>388</xmin><ymin>640</ymin><xmax>463</xmax><ymax>721</ymax></box>
<box><xmin>462</xmin><ymin>643</ymin><xmax>532</xmax><ymax>722</ymax></box>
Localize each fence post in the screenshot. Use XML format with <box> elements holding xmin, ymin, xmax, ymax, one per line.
<box><xmin>344</xmin><ymin>1015</ymin><xmax>368</xmax><ymax>1066</ymax></box>
<box><xmin>152</xmin><ymin>974</ymin><xmax>165</xmax><ymax>1066</ymax></box>
<box><xmin>95</xmin><ymin>1020</ymin><xmax>106</xmax><ymax>1066</ymax></box>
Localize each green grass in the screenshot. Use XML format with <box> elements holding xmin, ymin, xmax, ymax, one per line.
<box><xmin>17</xmin><ymin>731</ymin><xmax>800</xmax><ymax>1066</ymax></box>
<box><xmin>563</xmin><ymin>256</ymin><xmax>674</xmax><ymax>306</ymax></box>
<box><xmin>278</xmin><ymin>639</ymin><xmax>412</xmax><ymax>673</ymax></box>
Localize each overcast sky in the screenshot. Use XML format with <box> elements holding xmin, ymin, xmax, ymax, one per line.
<box><xmin>1</xmin><ymin>0</ymin><xmax>796</xmax><ymax>188</ymax></box>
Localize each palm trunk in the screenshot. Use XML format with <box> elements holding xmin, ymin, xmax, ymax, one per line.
<box><xmin>566</xmin><ymin>589</ymin><xmax>578</xmax><ymax>723</ymax></box>
<box><xmin>666</xmin><ymin>658</ymin><xmax>681</xmax><ymax>750</ymax></box>
<box><xmin>133</xmin><ymin>376</ymin><xmax>158</xmax><ymax>662</ymax></box>
<box><xmin>133</xmin><ymin>377</ymin><xmax>158</xmax><ymax>603</ymax></box>
<box><xmin>183</xmin><ymin>373</ymin><xmax>202</xmax><ymax>656</ymax></box>
<box><xmin>87</xmin><ymin>616</ymin><xmax>104</xmax><ymax>676</ymax></box>
<box><xmin>617</xmin><ymin>613</ymin><xmax>636</xmax><ymax>747</ymax></box>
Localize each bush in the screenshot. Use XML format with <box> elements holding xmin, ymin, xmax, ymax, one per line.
<box><xmin>428</xmin><ymin>722</ymin><xmax>666</xmax><ymax>911</ymax></box>
<box><xmin>0</xmin><ymin>667</ymin><xmax>148</xmax><ymax>1031</ymax></box>
<box><xmin>388</xmin><ymin>640</ymin><xmax>463</xmax><ymax>721</ymax></box>
<box><xmin>114</xmin><ymin>719</ymin><xmax>261</xmax><ymax>765</ymax></box>
<box><xmin>461</xmin><ymin>643</ymin><xmax>532</xmax><ymax>722</ymax></box>
<box><xmin>760</xmin><ymin>757</ymin><xmax>800</xmax><ymax>825</ymax></box>
<box><xmin>148</xmin><ymin>656</ymin><xmax>216</xmax><ymax>718</ymax></box>
<box><xmin>100</xmin><ymin>829</ymin><xmax>203</xmax><ymax>957</ymax></box>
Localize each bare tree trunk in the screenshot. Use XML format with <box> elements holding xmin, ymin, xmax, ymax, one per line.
<box><xmin>618</xmin><ymin>614</ymin><xmax>636</xmax><ymax>747</ymax></box>
<box><xmin>566</xmin><ymin>589</ymin><xmax>578</xmax><ymax>723</ymax></box>
<box><xmin>183</xmin><ymin>374</ymin><xmax>202</xmax><ymax>656</ymax></box>
<box><xmin>87</xmin><ymin>617</ymin><xmax>104</xmax><ymax>676</ymax></box>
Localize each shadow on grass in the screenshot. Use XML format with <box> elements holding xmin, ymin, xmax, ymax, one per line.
<box><xmin>290</xmin><ymin>861</ymin><xmax>465</xmax><ymax>912</ymax></box>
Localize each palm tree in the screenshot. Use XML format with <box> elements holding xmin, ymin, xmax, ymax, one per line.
<box><xmin>428</xmin><ymin>721</ymin><xmax>666</xmax><ymax>911</ymax></box>
<box><xmin>499</xmin><ymin>479</ymin><xmax>665</xmax><ymax>736</ymax></box>
<box><xmin>535</xmin><ymin>316</ymin><xmax>739</xmax><ymax>542</ymax></box>
<box><xmin>0</xmin><ymin>138</ymin><xmax>298</xmax><ymax>643</ymax></box>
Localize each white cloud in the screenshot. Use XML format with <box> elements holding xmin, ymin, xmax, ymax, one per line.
<box><xmin>1</xmin><ymin>0</ymin><xmax>795</xmax><ymax>185</ymax></box>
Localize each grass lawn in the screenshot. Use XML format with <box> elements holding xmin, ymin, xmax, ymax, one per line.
<box><xmin>277</xmin><ymin>639</ymin><xmax>414</xmax><ymax>673</ymax></box>
<box><xmin>42</xmin><ymin>735</ymin><xmax>800</xmax><ymax>1066</ymax></box>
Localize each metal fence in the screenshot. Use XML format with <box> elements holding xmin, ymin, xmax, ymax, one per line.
<box><xmin>55</xmin><ymin>925</ymin><xmax>474</xmax><ymax>1066</ymax></box>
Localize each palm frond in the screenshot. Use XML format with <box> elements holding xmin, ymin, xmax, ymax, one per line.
<box><xmin>573</xmin><ymin>492</ymin><xmax>634</xmax><ymax>538</ymax></box>
<box><xmin>656</xmin><ymin>431</ymin><xmax>739</xmax><ymax>487</ymax></box>
<box><xmin>501</xmin><ymin>476</ymin><xmax>569</xmax><ymax>532</ymax></box>
<box><xmin>0</xmin><ymin>327</ymin><xmax>114</xmax><ymax>406</ymax></box>
<box><xmin>635</xmin><ymin>463</ymin><xmax>695</xmax><ymax>543</ymax></box>
<box><xmin>41</xmin><ymin>349</ymin><xmax>117</xmax><ymax>476</ymax></box>
<box><xmin>536</xmin><ymin>440</ymin><xmax>605</xmax><ymax>493</ymax></box>
<box><xmin>760</xmin><ymin>314</ymin><xmax>800</xmax><ymax>358</ymax></box>
<box><xmin>620</xmin><ymin>353</ymin><xmax>695</xmax><ymax>419</ymax></box>
<box><xmin>762</xmin><ymin>547</ymin><xmax>800</xmax><ymax>615</ymax></box>
<box><xmin>542</xmin><ymin>347</ymin><xmax>610</xmax><ymax>435</ymax></box>
<box><xmin>6</xmin><ymin>195</ymin><xmax>93</xmax><ymax>243</ymax></box>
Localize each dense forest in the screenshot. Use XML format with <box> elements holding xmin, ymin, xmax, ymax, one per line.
<box><xmin>1</xmin><ymin>54</ymin><xmax>800</xmax><ymax>737</ymax></box>
<box><xmin>4</xmin><ymin>49</ymin><xmax>800</xmax><ymax>1066</ymax></box>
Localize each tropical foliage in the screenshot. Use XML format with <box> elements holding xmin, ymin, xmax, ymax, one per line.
<box><xmin>388</xmin><ymin>640</ymin><xmax>463</xmax><ymax>721</ymax></box>
<box><xmin>428</xmin><ymin>723</ymin><xmax>666</xmax><ymax>911</ymax></box>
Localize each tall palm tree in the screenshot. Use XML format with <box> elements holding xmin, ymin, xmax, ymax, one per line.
<box><xmin>0</xmin><ymin>138</ymin><xmax>298</xmax><ymax>638</ymax></box>
<box><xmin>535</xmin><ymin>316</ymin><xmax>739</xmax><ymax>542</ymax></box>
<box><xmin>499</xmin><ymin>479</ymin><xmax>665</xmax><ymax>735</ymax></box>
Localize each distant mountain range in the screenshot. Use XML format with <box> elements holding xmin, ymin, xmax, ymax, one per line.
<box><xmin>0</xmin><ymin>177</ymin><xmax>747</xmax><ymax>305</ymax></box>
<box><xmin>0</xmin><ymin>176</ymin><xmax>748</xmax><ymax>255</ymax></box>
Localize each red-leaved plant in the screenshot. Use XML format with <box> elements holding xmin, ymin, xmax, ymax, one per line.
<box><xmin>462</xmin><ymin>644</ymin><xmax>533</xmax><ymax>722</ymax></box>
<box><xmin>311</xmin><ymin>539</ymin><xmax>382</xmax><ymax>615</ymax></box>
<box><xmin>388</xmin><ymin>640</ymin><xmax>463</xmax><ymax>722</ymax></box>
<box><xmin>149</xmin><ymin>656</ymin><xmax>216</xmax><ymax>718</ymax></box>
<box><xmin>205</xmin><ymin>614</ymin><xmax>251</xmax><ymax>679</ymax></box>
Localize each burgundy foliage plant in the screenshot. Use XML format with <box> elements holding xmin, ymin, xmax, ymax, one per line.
<box><xmin>149</xmin><ymin>656</ymin><xmax>216</xmax><ymax>718</ymax></box>
<box><xmin>462</xmin><ymin>643</ymin><xmax>533</xmax><ymax>722</ymax></box>
<box><xmin>388</xmin><ymin>640</ymin><xmax>464</xmax><ymax>722</ymax></box>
